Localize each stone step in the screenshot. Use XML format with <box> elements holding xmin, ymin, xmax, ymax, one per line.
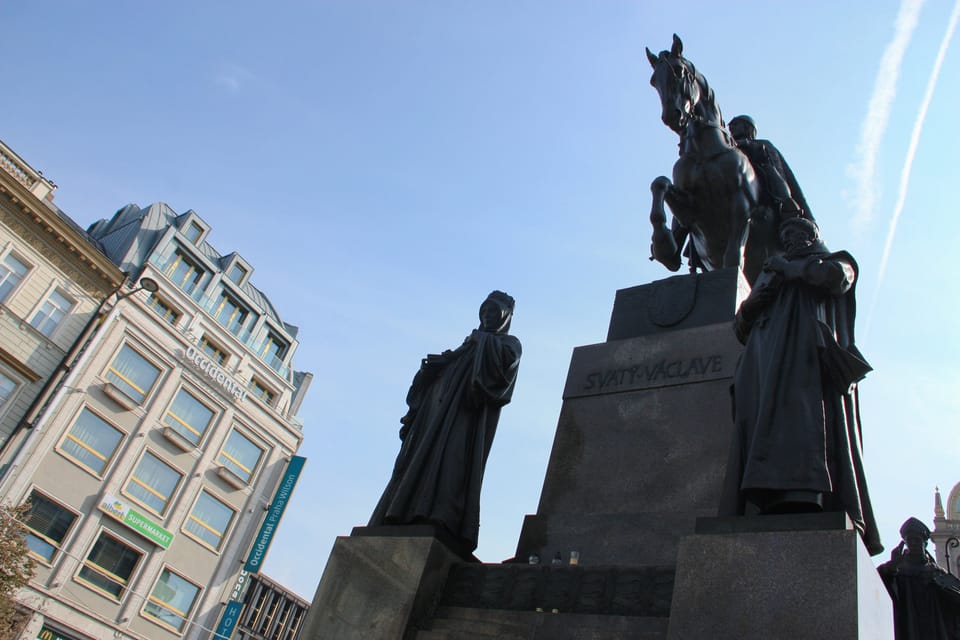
<box><xmin>439</xmin><ymin>563</ymin><xmax>675</xmax><ymax>618</ymax></box>
<box><xmin>414</xmin><ymin>606</ymin><xmax>669</xmax><ymax>640</ymax></box>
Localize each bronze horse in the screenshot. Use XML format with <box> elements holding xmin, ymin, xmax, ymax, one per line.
<box><xmin>646</xmin><ymin>35</ymin><xmax>775</xmax><ymax>284</ymax></box>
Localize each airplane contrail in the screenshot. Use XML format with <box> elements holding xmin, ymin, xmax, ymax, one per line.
<box><xmin>848</xmin><ymin>0</ymin><xmax>925</xmax><ymax>228</ymax></box>
<box><xmin>866</xmin><ymin>0</ymin><xmax>960</xmax><ymax>335</ymax></box>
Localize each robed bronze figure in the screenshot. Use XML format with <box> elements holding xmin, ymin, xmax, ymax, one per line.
<box><xmin>878</xmin><ymin>518</ymin><xmax>960</xmax><ymax>639</ymax></box>
<box><xmin>720</xmin><ymin>217</ymin><xmax>882</xmax><ymax>556</ymax></box>
<box><xmin>369</xmin><ymin>291</ymin><xmax>521</xmax><ymax>552</ymax></box>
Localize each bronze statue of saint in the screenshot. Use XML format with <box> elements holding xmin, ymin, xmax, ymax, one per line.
<box><xmin>369</xmin><ymin>291</ymin><xmax>521</xmax><ymax>553</ymax></box>
<box><xmin>878</xmin><ymin>518</ymin><xmax>960</xmax><ymax>639</ymax></box>
<box><xmin>720</xmin><ymin>217</ymin><xmax>882</xmax><ymax>556</ymax></box>
<box><xmin>729</xmin><ymin>115</ymin><xmax>813</xmax><ymax>221</ymax></box>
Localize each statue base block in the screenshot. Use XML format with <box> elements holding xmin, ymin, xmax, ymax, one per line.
<box><xmin>300</xmin><ymin>532</ymin><xmax>462</xmax><ymax>640</ymax></box>
<box><xmin>666</xmin><ymin>515</ymin><xmax>893</xmax><ymax>639</ymax></box>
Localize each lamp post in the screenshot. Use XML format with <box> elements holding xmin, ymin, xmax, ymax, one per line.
<box><xmin>945</xmin><ymin>537</ymin><xmax>960</xmax><ymax>576</ymax></box>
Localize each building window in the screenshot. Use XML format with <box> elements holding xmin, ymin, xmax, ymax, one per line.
<box><xmin>0</xmin><ymin>371</ymin><xmax>16</xmax><ymax>412</ymax></box>
<box><xmin>124</xmin><ymin>451</ymin><xmax>182</xmax><ymax>515</ymax></box>
<box><xmin>183</xmin><ymin>222</ymin><xmax>204</xmax><ymax>244</ymax></box>
<box><xmin>248</xmin><ymin>378</ymin><xmax>275</xmax><ymax>406</ymax></box>
<box><xmin>30</xmin><ymin>288</ymin><xmax>74</xmax><ymax>337</ymax></box>
<box><xmin>199</xmin><ymin>335</ymin><xmax>228</xmax><ymax>365</ymax></box>
<box><xmin>0</xmin><ymin>253</ymin><xmax>29</xmax><ymax>302</ymax></box>
<box><xmin>59</xmin><ymin>408</ymin><xmax>124</xmax><ymax>475</ymax></box>
<box><xmin>165</xmin><ymin>249</ymin><xmax>205</xmax><ymax>295</ymax></box>
<box><xmin>214</xmin><ymin>291</ymin><xmax>249</xmax><ymax>336</ymax></box>
<box><xmin>184</xmin><ymin>491</ymin><xmax>235</xmax><ymax>550</ymax></box>
<box><xmin>162</xmin><ymin>389</ymin><xmax>215</xmax><ymax>446</ymax></box>
<box><xmin>144</xmin><ymin>568</ymin><xmax>201</xmax><ymax>632</ymax></box>
<box><xmin>147</xmin><ymin>294</ymin><xmax>181</xmax><ymax>325</ymax></box>
<box><xmin>76</xmin><ymin>532</ymin><xmax>141</xmax><ymax>600</ymax></box>
<box><xmin>227</xmin><ymin>263</ymin><xmax>247</xmax><ymax>285</ymax></box>
<box><xmin>23</xmin><ymin>491</ymin><xmax>78</xmax><ymax>563</ymax></box>
<box><xmin>260</xmin><ymin>332</ymin><xmax>288</xmax><ymax>371</ymax></box>
<box><xmin>106</xmin><ymin>344</ymin><xmax>162</xmax><ymax>404</ymax></box>
<box><xmin>217</xmin><ymin>430</ymin><xmax>264</xmax><ymax>484</ymax></box>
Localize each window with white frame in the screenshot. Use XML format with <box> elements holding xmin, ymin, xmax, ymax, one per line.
<box><xmin>23</xmin><ymin>491</ymin><xmax>78</xmax><ymax>563</ymax></box>
<box><xmin>199</xmin><ymin>334</ymin><xmax>229</xmax><ymax>365</ymax></box>
<box><xmin>105</xmin><ymin>344</ymin><xmax>162</xmax><ymax>404</ymax></box>
<box><xmin>30</xmin><ymin>288</ymin><xmax>74</xmax><ymax>337</ymax></box>
<box><xmin>214</xmin><ymin>289</ymin><xmax>251</xmax><ymax>337</ymax></box>
<box><xmin>227</xmin><ymin>262</ymin><xmax>247</xmax><ymax>285</ymax></box>
<box><xmin>184</xmin><ymin>490</ymin><xmax>235</xmax><ymax>550</ymax></box>
<box><xmin>162</xmin><ymin>388</ymin><xmax>215</xmax><ymax>446</ymax></box>
<box><xmin>260</xmin><ymin>331</ymin><xmax>288</xmax><ymax>371</ymax></box>
<box><xmin>183</xmin><ymin>221</ymin><xmax>204</xmax><ymax>244</ymax></box>
<box><xmin>0</xmin><ymin>252</ymin><xmax>29</xmax><ymax>302</ymax></box>
<box><xmin>76</xmin><ymin>531</ymin><xmax>142</xmax><ymax>600</ymax></box>
<box><xmin>217</xmin><ymin>429</ymin><xmax>264</xmax><ymax>484</ymax></box>
<box><xmin>143</xmin><ymin>568</ymin><xmax>201</xmax><ymax>631</ymax></box>
<box><xmin>165</xmin><ymin>248</ymin><xmax>205</xmax><ymax>295</ymax></box>
<box><xmin>248</xmin><ymin>377</ymin><xmax>275</xmax><ymax>406</ymax></box>
<box><xmin>58</xmin><ymin>408</ymin><xmax>124</xmax><ymax>475</ymax></box>
<box><xmin>0</xmin><ymin>371</ymin><xmax>17</xmax><ymax>412</ymax></box>
<box><xmin>147</xmin><ymin>293</ymin><xmax>181</xmax><ymax>325</ymax></box>
<box><xmin>124</xmin><ymin>451</ymin><xmax>182</xmax><ymax>515</ymax></box>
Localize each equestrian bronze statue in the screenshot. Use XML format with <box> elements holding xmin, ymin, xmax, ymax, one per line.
<box><xmin>646</xmin><ymin>35</ymin><xmax>785</xmax><ymax>284</ymax></box>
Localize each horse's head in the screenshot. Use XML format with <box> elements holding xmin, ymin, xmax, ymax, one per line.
<box><xmin>646</xmin><ymin>34</ymin><xmax>701</xmax><ymax>135</ymax></box>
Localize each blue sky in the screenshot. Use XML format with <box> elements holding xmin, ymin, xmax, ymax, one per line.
<box><xmin>4</xmin><ymin>1</ymin><xmax>960</xmax><ymax>600</ymax></box>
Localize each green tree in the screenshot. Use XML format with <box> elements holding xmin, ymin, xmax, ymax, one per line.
<box><xmin>0</xmin><ymin>504</ymin><xmax>34</xmax><ymax>640</ymax></box>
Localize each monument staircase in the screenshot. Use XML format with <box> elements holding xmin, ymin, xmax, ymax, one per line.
<box><xmin>413</xmin><ymin>564</ymin><xmax>673</xmax><ymax>639</ymax></box>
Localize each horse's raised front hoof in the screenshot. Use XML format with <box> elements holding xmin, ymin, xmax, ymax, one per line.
<box><xmin>651</xmin><ymin>176</ymin><xmax>671</xmax><ymax>195</ymax></box>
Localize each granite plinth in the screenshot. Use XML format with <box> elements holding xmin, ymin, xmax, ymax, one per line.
<box><xmin>667</xmin><ymin>521</ymin><xmax>894</xmax><ymax>639</ymax></box>
<box><xmin>301</xmin><ymin>534</ymin><xmax>461</xmax><ymax>640</ymax></box>
<box><xmin>352</xmin><ymin>524</ymin><xmax>480</xmax><ymax>562</ymax></box>
<box><xmin>607</xmin><ymin>268</ymin><xmax>749</xmax><ymax>340</ymax></box>
<box><xmin>516</xmin><ymin>315</ymin><xmax>742</xmax><ymax>567</ymax></box>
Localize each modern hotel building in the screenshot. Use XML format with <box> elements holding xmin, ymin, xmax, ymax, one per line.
<box><xmin>2</xmin><ymin>197</ymin><xmax>311</xmax><ymax>640</ymax></box>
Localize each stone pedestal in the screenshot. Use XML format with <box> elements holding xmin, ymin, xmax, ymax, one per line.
<box><xmin>300</xmin><ymin>531</ymin><xmax>462</xmax><ymax>640</ymax></box>
<box><xmin>666</xmin><ymin>514</ymin><xmax>894</xmax><ymax>639</ymax></box>
<box><xmin>515</xmin><ymin>269</ymin><xmax>747</xmax><ymax>568</ymax></box>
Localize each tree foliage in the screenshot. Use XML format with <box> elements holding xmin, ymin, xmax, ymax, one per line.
<box><xmin>0</xmin><ymin>504</ymin><xmax>35</xmax><ymax>640</ymax></box>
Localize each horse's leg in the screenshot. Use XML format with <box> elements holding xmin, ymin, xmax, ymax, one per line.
<box><xmin>723</xmin><ymin>190</ymin><xmax>752</xmax><ymax>275</ymax></box>
<box><xmin>650</xmin><ymin>176</ymin><xmax>684</xmax><ymax>271</ymax></box>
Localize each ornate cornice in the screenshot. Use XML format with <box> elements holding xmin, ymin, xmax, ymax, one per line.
<box><xmin>0</xmin><ymin>173</ymin><xmax>124</xmax><ymax>297</ymax></box>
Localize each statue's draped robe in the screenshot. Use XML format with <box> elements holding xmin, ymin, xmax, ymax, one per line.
<box><xmin>878</xmin><ymin>553</ymin><xmax>960</xmax><ymax>639</ymax></box>
<box><xmin>369</xmin><ymin>329</ymin><xmax>521</xmax><ymax>551</ymax></box>
<box><xmin>721</xmin><ymin>246</ymin><xmax>883</xmax><ymax>555</ymax></box>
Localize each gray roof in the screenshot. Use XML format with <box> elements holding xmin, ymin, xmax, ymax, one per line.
<box><xmin>87</xmin><ymin>202</ymin><xmax>291</xmax><ymax>329</ymax></box>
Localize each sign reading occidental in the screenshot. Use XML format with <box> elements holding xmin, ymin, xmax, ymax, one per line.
<box><xmin>183</xmin><ymin>345</ymin><xmax>248</xmax><ymax>402</ymax></box>
<box><xmin>99</xmin><ymin>493</ymin><xmax>173</xmax><ymax>548</ymax></box>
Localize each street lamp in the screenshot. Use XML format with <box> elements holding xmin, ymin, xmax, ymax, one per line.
<box><xmin>117</xmin><ymin>276</ymin><xmax>159</xmax><ymax>301</ymax></box>
<box><xmin>945</xmin><ymin>537</ymin><xmax>959</xmax><ymax>576</ymax></box>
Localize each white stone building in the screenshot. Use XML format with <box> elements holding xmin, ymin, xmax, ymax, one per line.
<box><xmin>4</xmin><ymin>201</ymin><xmax>311</xmax><ymax>640</ymax></box>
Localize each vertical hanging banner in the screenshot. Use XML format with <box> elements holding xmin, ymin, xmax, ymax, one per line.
<box><xmin>214</xmin><ymin>455</ymin><xmax>306</xmax><ymax>640</ymax></box>
<box><xmin>213</xmin><ymin>601</ymin><xmax>243</xmax><ymax>640</ymax></box>
<box><xmin>245</xmin><ymin>455</ymin><xmax>306</xmax><ymax>572</ymax></box>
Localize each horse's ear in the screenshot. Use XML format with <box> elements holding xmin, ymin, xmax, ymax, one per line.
<box><xmin>671</xmin><ymin>34</ymin><xmax>683</xmax><ymax>57</ymax></box>
<box><xmin>645</xmin><ymin>47</ymin><xmax>658</xmax><ymax>69</ymax></box>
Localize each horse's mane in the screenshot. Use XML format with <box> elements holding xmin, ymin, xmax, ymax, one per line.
<box><xmin>678</xmin><ymin>56</ymin><xmax>722</xmax><ymax>127</ymax></box>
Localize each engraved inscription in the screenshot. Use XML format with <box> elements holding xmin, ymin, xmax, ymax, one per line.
<box><xmin>583</xmin><ymin>354</ymin><xmax>723</xmax><ymax>392</ymax></box>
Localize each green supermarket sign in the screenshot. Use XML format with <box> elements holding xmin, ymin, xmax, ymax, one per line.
<box><xmin>99</xmin><ymin>494</ymin><xmax>173</xmax><ymax>548</ymax></box>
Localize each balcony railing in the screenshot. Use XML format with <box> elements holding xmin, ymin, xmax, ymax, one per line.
<box><xmin>148</xmin><ymin>252</ymin><xmax>291</xmax><ymax>378</ymax></box>
<box><xmin>0</xmin><ymin>139</ymin><xmax>57</xmax><ymax>201</ymax></box>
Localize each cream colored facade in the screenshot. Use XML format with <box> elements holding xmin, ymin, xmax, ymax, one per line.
<box><xmin>932</xmin><ymin>485</ymin><xmax>960</xmax><ymax>575</ymax></box>
<box><xmin>0</xmin><ymin>174</ymin><xmax>310</xmax><ymax>640</ymax></box>
<box><xmin>0</xmin><ymin>139</ymin><xmax>125</xmax><ymax>464</ymax></box>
